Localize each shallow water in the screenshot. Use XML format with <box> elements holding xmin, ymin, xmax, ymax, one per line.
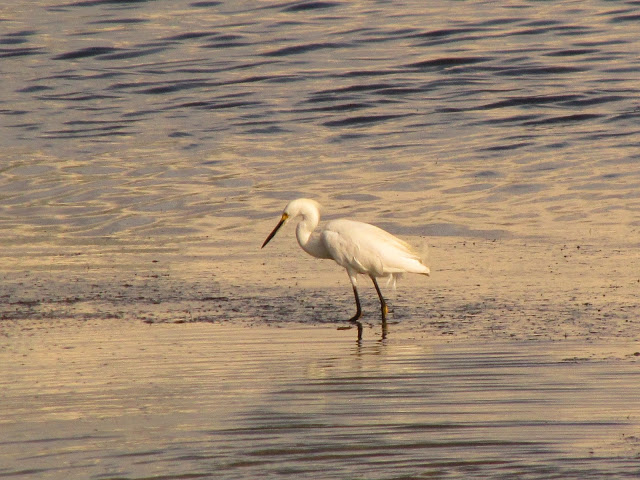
<box><xmin>1</xmin><ymin>1</ymin><xmax>640</xmax><ymax>478</ymax></box>
<box><xmin>1</xmin><ymin>321</ymin><xmax>639</xmax><ymax>480</ymax></box>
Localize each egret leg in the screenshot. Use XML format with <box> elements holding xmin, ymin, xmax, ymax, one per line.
<box><xmin>370</xmin><ymin>276</ymin><xmax>388</xmax><ymax>321</ymax></box>
<box><xmin>344</xmin><ymin>275</ymin><xmax>363</xmax><ymax>341</ymax></box>
<box><xmin>348</xmin><ymin>284</ymin><xmax>363</xmax><ymax>322</ymax></box>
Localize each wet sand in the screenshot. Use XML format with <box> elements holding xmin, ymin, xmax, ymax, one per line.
<box><xmin>3</xmin><ymin>233</ymin><xmax>640</xmax><ymax>341</ymax></box>
<box><xmin>1</xmin><ymin>318</ymin><xmax>639</xmax><ymax>479</ymax></box>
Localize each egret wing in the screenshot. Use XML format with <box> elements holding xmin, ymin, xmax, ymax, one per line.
<box><xmin>321</xmin><ymin>223</ymin><xmax>383</xmax><ymax>276</ymax></box>
<box><xmin>322</xmin><ymin>219</ymin><xmax>427</xmax><ymax>276</ymax></box>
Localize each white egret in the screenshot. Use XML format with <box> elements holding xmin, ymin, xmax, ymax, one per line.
<box><xmin>261</xmin><ymin>198</ymin><xmax>430</xmax><ymax>326</ymax></box>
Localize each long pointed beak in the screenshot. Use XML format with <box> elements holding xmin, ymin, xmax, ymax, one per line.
<box><xmin>261</xmin><ymin>213</ymin><xmax>288</xmax><ymax>248</ymax></box>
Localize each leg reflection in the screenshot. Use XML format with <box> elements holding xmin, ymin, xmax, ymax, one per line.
<box><xmin>340</xmin><ymin>319</ymin><xmax>388</xmax><ymax>343</ymax></box>
<box><xmin>352</xmin><ymin>319</ymin><xmax>363</xmax><ymax>343</ymax></box>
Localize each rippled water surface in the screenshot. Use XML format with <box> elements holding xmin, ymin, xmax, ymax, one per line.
<box><xmin>1</xmin><ymin>1</ymin><xmax>640</xmax><ymax>478</ymax></box>
<box><xmin>2</xmin><ymin>0</ymin><xmax>640</xmax><ymax>245</ymax></box>
<box><xmin>1</xmin><ymin>321</ymin><xmax>640</xmax><ymax>480</ymax></box>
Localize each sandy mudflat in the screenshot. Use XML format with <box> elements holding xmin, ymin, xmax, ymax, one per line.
<box><xmin>1</xmin><ymin>317</ymin><xmax>639</xmax><ymax>479</ymax></box>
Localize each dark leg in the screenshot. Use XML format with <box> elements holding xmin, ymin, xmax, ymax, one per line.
<box><xmin>370</xmin><ymin>276</ymin><xmax>388</xmax><ymax>321</ymax></box>
<box><xmin>348</xmin><ymin>284</ymin><xmax>362</xmax><ymax>322</ymax></box>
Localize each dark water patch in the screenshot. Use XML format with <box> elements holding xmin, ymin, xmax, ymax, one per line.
<box><xmin>480</xmin><ymin>142</ymin><xmax>532</xmax><ymax>152</ymax></box>
<box><xmin>121</xmin><ymin>108</ymin><xmax>161</xmax><ymax>118</ymax></box>
<box><xmin>189</xmin><ymin>100</ymin><xmax>261</xmax><ymax>110</ymax></box>
<box><xmin>522</xmin><ymin>113</ymin><xmax>604</xmax><ymax>126</ymax></box>
<box><xmin>407</xmin><ymin>56</ymin><xmax>493</xmax><ymax>70</ymax></box>
<box><xmin>219</xmin><ymin>74</ymin><xmax>292</xmax><ymax>87</ymax></box>
<box><xmin>574</xmin><ymin>38</ymin><xmax>629</xmax><ymax>48</ymax></box>
<box><xmin>299</xmin><ymin>102</ymin><xmax>373</xmax><ymax>113</ymax></box>
<box><xmin>168</xmin><ymin>131</ymin><xmax>193</xmax><ymax>138</ymax></box>
<box><xmin>559</xmin><ymin>95</ymin><xmax>626</xmax><ymax>107</ymax></box>
<box><xmin>507</xmin><ymin>24</ymin><xmax>594</xmax><ymax>37</ymax></box>
<box><xmin>323</xmin><ymin>114</ymin><xmax>410</xmax><ymax>127</ymax></box>
<box><xmin>478</xmin><ymin>95</ymin><xmax>583</xmax><ymax>110</ymax></box>
<box><xmin>190</xmin><ymin>1</ymin><xmax>222</xmax><ymax>6</ymax></box>
<box><xmin>37</xmin><ymin>92</ymin><xmax>121</xmax><ymax>102</ymax></box>
<box><xmin>544</xmin><ymin>48</ymin><xmax>598</xmax><ymax>57</ymax></box>
<box><xmin>520</xmin><ymin>161</ymin><xmax>568</xmax><ymax>173</ymax></box>
<box><xmin>353</xmin><ymin>27</ymin><xmax>420</xmax><ymax>45</ymax></box>
<box><xmin>42</xmin><ymin>125</ymin><xmax>133</xmax><ymax>139</ymax></box>
<box><xmin>328</xmin><ymin>132</ymin><xmax>367</xmax><ymax>142</ymax></box>
<box><xmin>316</xmin><ymin>82</ymin><xmax>398</xmax><ymax>95</ymax></box>
<box><xmin>331</xmin><ymin>68</ymin><xmax>399</xmax><ymax>79</ymax></box>
<box><xmin>474</xmin><ymin>170</ymin><xmax>501</xmax><ymax>178</ymax></box>
<box><xmin>53</xmin><ymin>46</ymin><xmax>120</xmax><ymax>60</ymax></box>
<box><xmin>55</xmin><ymin>0</ymin><xmax>149</xmax><ymax>7</ymax></box>
<box><xmin>374</xmin><ymin>86</ymin><xmax>431</xmax><ymax>96</ymax></box>
<box><xmin>607</xmin><ymin>110</ymin><xmax>640</xmax><ymax>123</ymax></box>
<box><xmin>2</xmin><ymin>29</ymin><xmax>38</xmax><ymax>38</ymax></box>
<box><xmin>137</xmin><ymin>81</ymin><xmax>213</xmax><ymax>95</ymax></box>
<box><xmin>521</xmin><ymin>19</ymin><xmax>562</xmax><ymax>27</ymax></box>
<box><xmin>601</xmin><ymin>65</ymin><xmax>640</xmax><ymax>74</ymax></box>
<box><xmin>369</xmin><ymin>142</ymin><xmax>425</xmax><ymax>151</ymax></box>
<box><xmin>581</xmin><ymin>131</ymin><xmax>637</xmax><ymax>143</ymax></box>
<box><xmin>410</xmin><ymin>27</ymin><xmax>482</xmax><ymax>40</ymax></box>
<box><xmin>263</xmin><ymin>42</ymin><xmax>350</xmax><ymax>57</ymax></box>
<box><xmin>0</xmin><ymin>47</ymin><xmax>44</xmax><ymax>58</ymax></box>
<box><xmin>477</xmin><ymin>17</ymin><xmax>525</xmax><ymax>27</ymax></box>
<box><xmin>493</xmin><ymin>65</ymin><xmax>588</xmax><ymax>76</ymax></box>
<box><xmin>89</xmin><ymin>17</ymin><xmax>147</xmax><ymax>24</ymax></box>
<box><xmin>495</xmin><ymin>183</ymin><xmax>545</xmax><ymax>196</ymax></box>
<box><xmin>164</xmin><ymin>31</ymin><xmax>216</xmax><ymax>41</ymax></box>
<box><xmin>107</xmin><ymin>80</ymin><xmax>160</xmax><ymax>91</ymax></box>
<box><xmin>334</xmin><ymin>193</ymin><xmax>380</xmax><ymax>202</ymax></box>
<box><xmin>0</xmin><ymin>37</ymin><xmax>29</xmax><ymax>45</ymax></box>
<box><xmin>610</xmin><ymin>14</ymin><xmax>640</xmax><ymax>23</ymax></box>
<box><xmin>17</xmin><ymin>85</ymin><xmax>53</xmax><ymax>94</ymax></box>
<box><xmin>99</xmin><ymin>46</ymin><xmax>167</xmax><ymax>60</ymax></box>
<box><xmin>481</xmin><ymin>114</ymin><xmax>541</xmax><ymax>125</ymax></box>
<box><xmin>282</xmin><ymin>1</ymin><xmax>341</xmax><ymax>12</ymax></box>
<box><xmin>202</xmin><ymin>38</ymin><xmax>248</xmax><ymax>48</ymax></box>
<box><xmin>209</xmin><ymin>34</ymin><xmax>245</xmax><ymax>42</ymax></box>
<box><xmin>244</xmin><ymin>125</ymin><xmax>289</xmax><ymax>135</ymax></box>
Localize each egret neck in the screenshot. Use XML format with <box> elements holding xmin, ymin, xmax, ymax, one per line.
<box><xmin>295</xmin><ymin>206</ymin><xmax>331</xmax><ymax>259</ymax></box>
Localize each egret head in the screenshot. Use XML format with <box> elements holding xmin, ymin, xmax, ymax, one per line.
<box><xmin>261</xmin><ymin>198</ymin><xmax>321</xmax><ymax>248</ymax></box>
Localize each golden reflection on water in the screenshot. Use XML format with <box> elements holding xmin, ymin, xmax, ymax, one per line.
<box><xmin>1</xmin><ymin>320</ymin><xmax>638</xmax><ymax>478</ymax></box>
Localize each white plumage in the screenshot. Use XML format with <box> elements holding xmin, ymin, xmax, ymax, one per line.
<box><xmin>262</xmin><ymin>198</ymin><xmax>430</xmax><ymax>324</ymax></box>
